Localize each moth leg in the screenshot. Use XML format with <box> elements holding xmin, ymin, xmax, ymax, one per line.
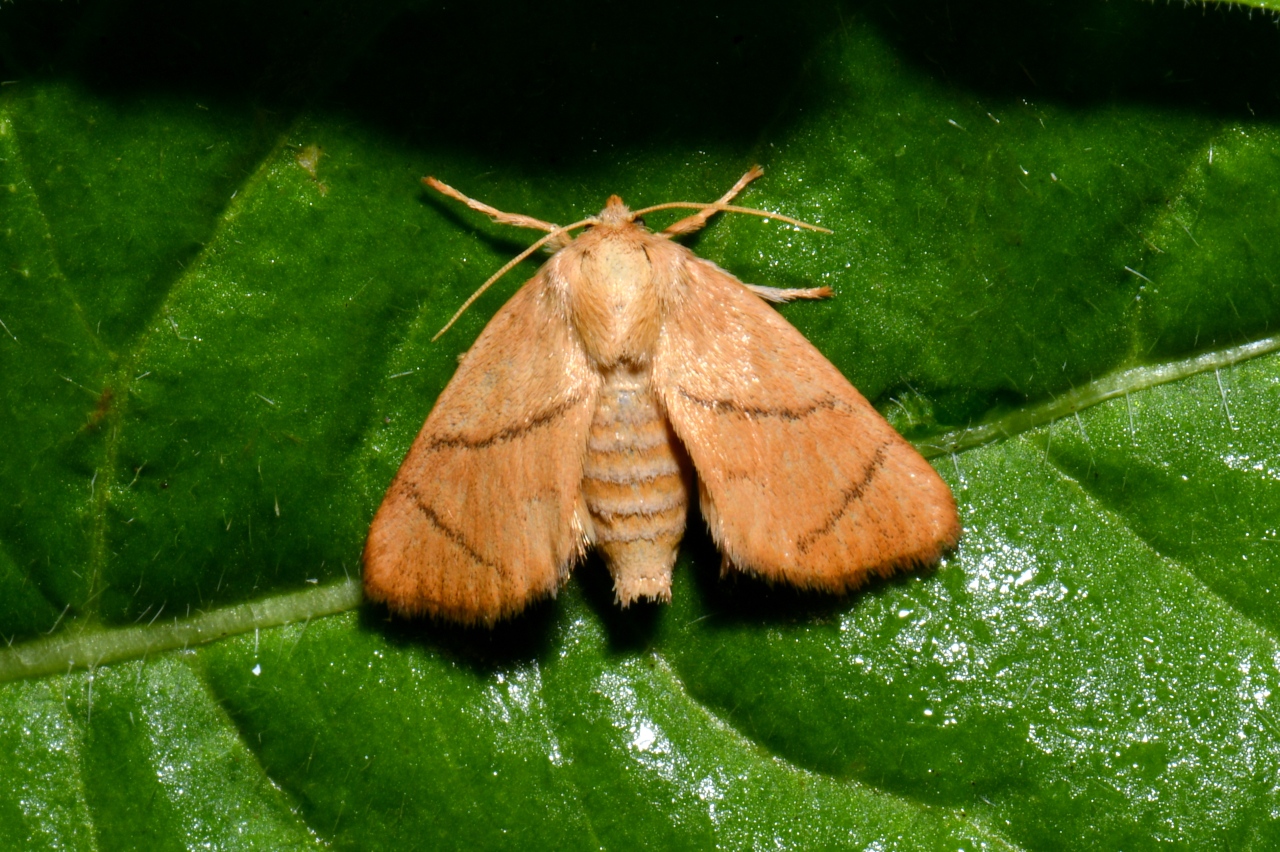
<box><xmin>662</xmin><ymin>165</ymin><xmax>765</xmax><ymax>237</ymax></box>
<box><xmin>743</xmin><ymin>283</ymin><xmax>834</xmax><ymax>303</ymax></box>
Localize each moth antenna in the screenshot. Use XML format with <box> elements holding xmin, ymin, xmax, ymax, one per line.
<box><xmin>636</xmin><ymin>202</ymin><xmax>833</xmax><ymax>236</ymax></box>
<box><xmin>432</xmin><ymin>217</ymin><xmax>597</xmax><ymax>341</ymax></box>
<box><xmin>424</xmin><ymin>177</ymin><xmax>561</xmax><ymax>235</ymax></box>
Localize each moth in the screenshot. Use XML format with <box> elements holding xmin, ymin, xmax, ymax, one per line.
<box><xmin>363</xmin><ymin>167</ymin><xmax>960</xmax><ymax>625</ymax></box>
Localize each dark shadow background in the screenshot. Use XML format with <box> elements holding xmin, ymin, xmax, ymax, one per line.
<box><xmin>2</xmin><ymin>0</ymin><xmax>1275</xmax><ymax>170</ymax></box>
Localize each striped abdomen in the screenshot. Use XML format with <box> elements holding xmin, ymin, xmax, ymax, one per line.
<box><xmin>582</xmin><ymin>367</ymin><xmax>690</xmax><ymax>605</ymax></box>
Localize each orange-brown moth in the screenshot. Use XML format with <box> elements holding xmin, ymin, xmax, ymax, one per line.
<box><xmin>363</xmin><ymin>167</ymin><xmax>960</xmax><ymax>625</ymax></box>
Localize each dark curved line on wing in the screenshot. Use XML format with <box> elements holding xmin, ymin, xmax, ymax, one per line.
<box><xmin>797</xmin><ymin>443</ymin><xmax>889</xmax><ymax>554</ymax></box>
<box><xmin>427</xmin><ymin>395</ymin><xmax>582</xmax><ymax>451</ymax></box>
<box><xmin>406</xmin><ymin>484</ymin><xmax>502</xmax><ymax>574</ymax></box>
<box><xmin>676</xmin><ymin>388</ymin><xmax>843</xmax><ymax>421</ymax></box>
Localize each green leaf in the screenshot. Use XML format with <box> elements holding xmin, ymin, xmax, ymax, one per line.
<box><xmin>3</xmin><ymin>1</ymin><xmax>1279</xmax><ymax>848</ymax></box>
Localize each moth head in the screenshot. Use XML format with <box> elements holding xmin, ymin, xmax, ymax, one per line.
<box><xmin>597</xmin><ymin>195</ymin><xmax>637</xmax><ymax>228</ymax></box>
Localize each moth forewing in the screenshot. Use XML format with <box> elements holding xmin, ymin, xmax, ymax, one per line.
<box><xmin>361</xmin><ymin>271</ymin><xmax>599</xmax><ymax>625</ymax></box>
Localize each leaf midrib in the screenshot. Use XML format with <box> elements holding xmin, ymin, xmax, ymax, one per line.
<box><xmin>2</xmin><ymin>333</ymin><xmax>1276</xmax><ymax>682</ymax></box>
